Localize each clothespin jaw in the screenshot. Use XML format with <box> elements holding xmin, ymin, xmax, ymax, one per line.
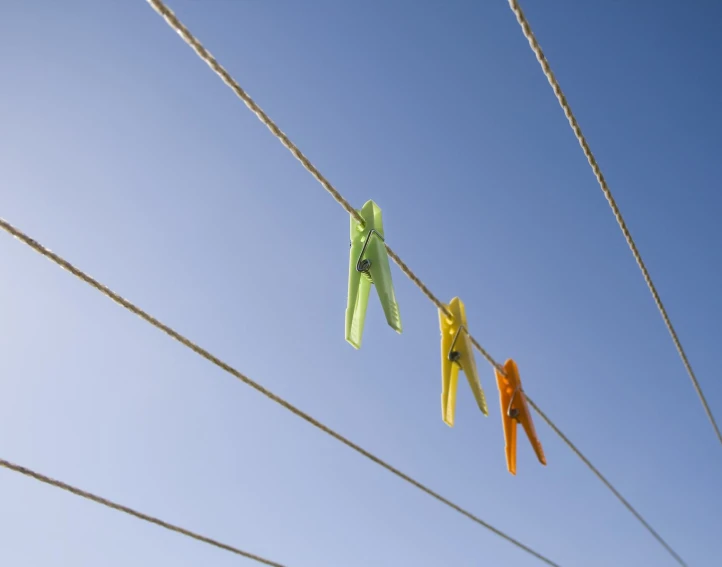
<box><xmin>439</xmin><ymin>297</ymin><xmax>488</xmax><ymax>427</ymax></box>
<box><xmin>495</xmin><ymin>359</ymin><xmax>546</xmax><ymax>475</ymax></box>
<box><xmin>345</xmin><ymin>200</ymin><xmax>402</xmax><ymax>349</ymax></box>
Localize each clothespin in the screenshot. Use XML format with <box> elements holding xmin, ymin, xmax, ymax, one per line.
<box><xmin>495</xmin><ymin>359</ymin><xmax>546</xmax><ymax>475</ymax></box>
<box><xmin>439</xmin><ymin>297</ymin><xmax>488</xmax><ymax>426</ymax></box>
<box><xmin>345</xmin><ymin>200</ymin><xmax>402</xmax><ymax>349</ymax></box>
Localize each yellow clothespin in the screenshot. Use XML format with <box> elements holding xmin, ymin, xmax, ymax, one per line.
<box><xmin>439</xmin><ymin>297</ymin><xmax>488</xmax><ymax>426</ymax></box>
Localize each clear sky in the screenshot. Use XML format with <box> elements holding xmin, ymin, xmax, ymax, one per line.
<box><xmin>1</xmin><ymin>1</ymin><xmax>721</xmax><ymax>565</ymax></box>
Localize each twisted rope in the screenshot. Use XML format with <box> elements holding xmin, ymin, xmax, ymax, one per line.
<box><xmin>507</xmin><ymin>0</ymin><xmax>721</xmax><ymax>451</ymax></box>
<box><xmin>0</xmin><ymin>458</ymin><xmax>285</xmax><ymax>566</ymax></box>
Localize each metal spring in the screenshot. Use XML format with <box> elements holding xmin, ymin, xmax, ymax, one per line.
<box><xmin>355</xmin><ymin>229</ymin><xmax>384</xmax><ymax>284</ymax></box>
<box><xmin>358</xmin><ymin>258</ymin><xmax>373</xmax><ymax>283</ymax></box>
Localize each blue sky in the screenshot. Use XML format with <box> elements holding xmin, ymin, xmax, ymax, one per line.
<box><xmin>1</xmin><ymin>0</ymin><xmax>721</xmax><ymax>565</ymax></box>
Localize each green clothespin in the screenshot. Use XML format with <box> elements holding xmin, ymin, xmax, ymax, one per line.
<box><xmin>345</xmin><ymin>200</ymin><xmax>402</xmax><ymax>349</ymax></box>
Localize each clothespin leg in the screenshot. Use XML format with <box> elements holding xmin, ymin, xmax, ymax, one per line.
<box><xmin>345</xmin><ymin>269</ymin><xmax>371</xmax><ymax>349</ymax></box>
<box><xmin>506</xmin><ymin>412</ymin><xmax>518</xmax><ymax>476</ymax></box>
<box><xmin>441</xmin><ymin>360</ymin><xmax>460</xmax><ymax>427</ymax></box>
<box><xmin>363</xmin><ymin>204</ymin><xmax>401</xmax><ymax>335</ymax></box>
<box><xmin>459</xmin><ymin>331</ymin><xmax>488</xmax><ymax>416</ymax></box>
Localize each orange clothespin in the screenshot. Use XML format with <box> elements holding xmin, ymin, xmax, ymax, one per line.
<box><xmin>495</xmin><ymin>359</ymin><xmax>546</xmax><ymax>475</ymax></box>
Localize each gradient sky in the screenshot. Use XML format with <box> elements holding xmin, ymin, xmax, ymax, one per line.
<box><xmin>2</xmin><ymin>1</ymin><xmax>721</xmax><ymax>565</ymax></box>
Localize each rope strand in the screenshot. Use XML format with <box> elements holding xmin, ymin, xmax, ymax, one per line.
<box><xmin>146</xmin><ymin>0</ymin><xmax>363</xmax><ymax>227</ymax></box>
<box><xmin>524</xmin><ymin>398</ymin><xmax>687</xmax><ymax>566</ymax></box>
<box><xmin>3</xmin><ymin>1</ymin><xmax>687</xmax><ymax>563</ymax></box>
<box><xmin>0</xmin><ymin>458</ymin><xmax>285</xmax><ymax>566</ymax></box>
<box><xmin>0</xmin><ymin>217</ymin><xmax>560</xmax><ymax>566</ymax></box>
<box><xmin>139</xmin><ymin>2</ymin><xmax>687</xmax><ymax>564</ymax></box>
<box><xmin>145</xmin><ymin>0</ymin><xmax>453</xmax><ymax>319</ymax></box>
<box><xmin>506</xmin><ymin>0</ymin><xmax>722</xmax><ymax>450</ymax></box>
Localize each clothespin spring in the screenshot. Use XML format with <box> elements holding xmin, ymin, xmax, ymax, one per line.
<box><xmin>355</xmin><ymin>228</ymin><xmax>385</xmax><ymax>283</ymax></box>
<box><xmin>508</xmin><ymin>385</ymin><xmax>522</xmax><ymax>421</ymax></box>
<box><xmin>447</xmin><ymin>325</ymin><xmax>467</xmax><ymax>367</ymax></box>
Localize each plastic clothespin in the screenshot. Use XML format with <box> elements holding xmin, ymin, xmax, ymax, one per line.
<box><xmin>439</xmin><ymin>297</ymin><xmax>488</xmax><ymax>426</ymax></box>
<box><xmin>494</xmin><ymin>359</ymin><xmax>546</xmax><ymax>475</ymax></box>
<box><xmin>345</xmin><ymin>200</ymin><xmax>402</xmax><ymax>349</ymax></box>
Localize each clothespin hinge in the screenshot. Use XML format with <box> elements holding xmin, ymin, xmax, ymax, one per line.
<box><xmin>447</xmin><ymin>324</ymin><xmax>467</xmax><ymax>366</ymax></box>
<box><xmin>507</xmin><ymin>384</ymin><xmax>523</xmax><ymax>421</ymax></box>
<box><xmin>355</xmin><ymin>228</ymin><xmax>385</xmax><ymax>282</ymax></box>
